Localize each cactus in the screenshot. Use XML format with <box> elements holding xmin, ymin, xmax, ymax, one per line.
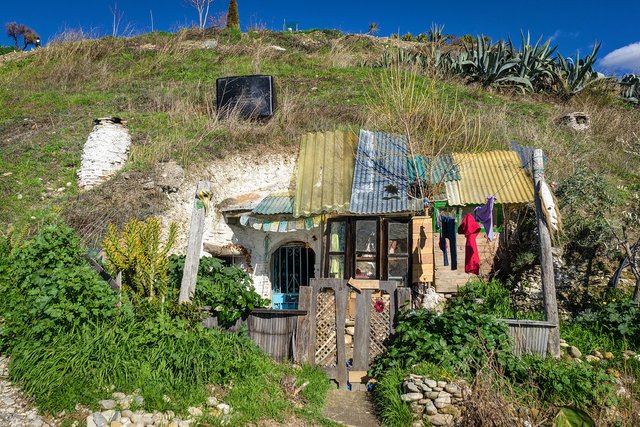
<box><xmin>553</xmin><ymin>42</ymin><xmax>603</xmax><ymax>97</ymax></box>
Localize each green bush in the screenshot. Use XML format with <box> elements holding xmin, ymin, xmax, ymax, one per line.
<box><xmin>0</xmin><ymin>46</ymin><xmax>16</xmax><ymax>55</ymax></box>
<box><xmin>370</xmin><ymin>304</ymin><xmax>513</xmax><ymax>377</ymax></box>
<box><xmin>451</xmin><ymin>278</ymin><xmax>514</xmax><ymax>318</ymax></box>
<box><xmin>510</xmin><ymin>356</ymin><xmax>615</xmax><ymax>408</ymax></box>
<box><xmin>168</xmin><ymin>255</ymin><xmax>269</xmax><ymax>326</ymax></box>
<box><xmin>0</xmin><ymin>224</ymin><xmax>116</xmax><ymax>348</ymax></box>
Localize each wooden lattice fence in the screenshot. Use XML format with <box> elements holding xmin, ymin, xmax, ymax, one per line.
<box><xmin>295</xmin><ymin>279</ymin><xmax>410</xmax><ymax>388</ymax></box>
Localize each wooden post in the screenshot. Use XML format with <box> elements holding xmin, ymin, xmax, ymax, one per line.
<box><xmin>179</xmin><ymin>181</ymin><xmax>211</xmax><ymax>303</ymax></box>
<box><xmin>533</xmin><ymin>149</ymin><xmax>560</xmax><ymax>358</ymax></box>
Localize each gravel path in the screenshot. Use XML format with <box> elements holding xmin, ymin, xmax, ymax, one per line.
<box><xmin>0</xmin><ymin>356</ymin><xmax>51</xmax><ymax>427</ymax></box>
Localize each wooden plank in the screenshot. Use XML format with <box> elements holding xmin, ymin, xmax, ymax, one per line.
<box><xmin>334</xmin><ymin>280</ymin><xmax>348</xmax><ymax>389</ymax></box>
<box><xmin>348</xmin><ymin>371</ymin><xmax>369</xmax><ymax>383</ymax></box>
<box><xmin>533</xmin><ymin>149</ymin><xmax>560</xmax><ymax>358</ymax></box>
<box><xmin>308</xmin><ymin>284</ymin><xmax>319</xmax><ymax>364</ymax></box>
<box><xmin>294</xmin><ymin>286</ymin><xmax>312</xmax><ymax>363</ymax></box>
<box><xmin>348</xmin><ymin>278</ymin><xmax>381</xmax><ymax>290</ymax></box>
<box><xmin>352</xmin><ymin>289</ymin><xmax>372</xmax><ymax>370</ymax></box>
<box><xmin>179</xmin><ymin>181</ymin><xmax>211</xmax><ymax>303</ymax></box>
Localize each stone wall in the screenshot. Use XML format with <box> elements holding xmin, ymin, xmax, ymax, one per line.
<box><xmin>401</xmin><ymin>375</ymin><xmax>469</xmax><ymax>427</ymax></box>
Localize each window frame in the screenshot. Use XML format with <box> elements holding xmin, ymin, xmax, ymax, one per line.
<box><xmin>384</xmin><ymin>218</ymin><xmax>410</xmax><ymax>285</ymax></box>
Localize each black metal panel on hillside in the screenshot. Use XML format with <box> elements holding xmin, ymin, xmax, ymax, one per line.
<box><xmin>216</xmin><ymin>75</ymin><xmax>276</xmax><ymax>119</ymax></box>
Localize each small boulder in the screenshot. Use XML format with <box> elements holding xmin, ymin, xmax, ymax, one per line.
<box><xmin>404</xmin><ymin>381</ymin><xmax>421</xmax><ymax>393</ymax></box>
<box><xmin>400</xmin><ymin>393</ymin><xmax>423</xmax><ymax>402</ymax></box>
<box><xmin>99</xmin><ymin>400</ymin><xmax>117</xmax><ymax>410</ymax></box>
<box><xmin>427</xmin><ymin>413</ymin><xmax>454</xmax><ymax>426</ymax></box>
<box><xmin>187</xmin><ymin>407</ymin><xmax>203</xmax><ymax>417</ymax></box>
<box><xmin>585</xmin><ymin>355</ymin><xmax>600</xmax><ymax>363</ymax></box>
<box><xmin>568</xmin><ymin>346</ymin><xmax>582</xmax><ymax>358</ymax></box>
<box><xmin>604</xmin><ymin>352</ymin><xmax>614</xmax><ymax>360</ymax></box>
<box><xmin>206</xmin><ymin>396</ymin><xmax>218</xmax><ymax>407</ymax></box>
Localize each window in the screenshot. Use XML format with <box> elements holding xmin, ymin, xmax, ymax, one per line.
<box><xmin>387</xmin><ymin>220</ymin><xmax>409</xmax><ymax>283</ymax></box>
<box><xmin>325</xmin><ymin>217</ymin><xmax>410</xmax><ymax>284</ymax></box>
<box><xmin>355</xmin><ymin>220</ymin><xmax>378</xmax><ymax>279</ymax></box>
<box><xmin>327</xmin><ymin>221</ymin><xmax>346</xmax><ymax>279</ymax></box>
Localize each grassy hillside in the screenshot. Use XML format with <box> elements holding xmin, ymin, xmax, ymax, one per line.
<box><xmin>0</xmin><ymin>28</ymin><xmax>638</xmax><ymax>250</ymax></box>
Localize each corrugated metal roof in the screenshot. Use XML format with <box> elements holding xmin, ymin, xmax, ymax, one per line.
<box><xmin>510</xmin><ymin>141</ymin><xmax>547</xmax><ymax>174</ymax></box>
<box><xmin>252</xmin><ymin>194</ymin><xmax>294</xmax><ymax>215</ymax></box>
<box><xmin>407</xmin><ymin>155</ymin><xmax>461</xmax><ymax>183</ymax></box>
<box><xmin>294</xmin><ymin>130</ymin><xmax>357</xmax><ymax>217</ymax></box>
<box><xmin>350</xmin><ymin>130</ymin><xmax>408</xmax><ymax>214</ymax></box>
<box><xmin>449</xmin><ymin>151</ymin><xmax>534</xmax><ymax>205</ymax></box>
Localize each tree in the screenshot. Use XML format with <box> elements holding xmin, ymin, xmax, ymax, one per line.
<box><xmin>5</xmin><ymin>22</ymin><xmax>39</xmax><ymax>51</ymax></box>
<box><xmin>226</xmin><ymin>0</ymin><xmax>240</xmax><ymax>30</ymax></box>
<box><xmin>186</xmin><ymin>0</ymin><xmax>214</xmax><ymax>30</ymax></box>
<box><xmin>110</xmin><ymin>1</ymin><xmax>124</xmax><ymax>37</ymax></box>
<box><xmin>367</xmin><ymin>22</ymin><xmax>379</xmax><ymax>36</ymax></box>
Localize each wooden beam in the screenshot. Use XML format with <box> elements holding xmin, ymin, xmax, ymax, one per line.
<box><xmin>533</xmin><ymin>149</ymin><xmax>560</xmax><ymax>358</ymax></box>
<box><xmin>179</xmin><ymin>181</ymin><xmax>211</xmax><ymax>303</ymax></box>
<box><xmin>352</xmin><ymin>289</ymin><xmax>372</xmax><ymax>370</ymax></box>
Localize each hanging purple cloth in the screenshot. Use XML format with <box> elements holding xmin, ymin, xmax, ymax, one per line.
<box><xmin>474</xmin><ymin>196</ymin><xmax>496</xmax><ymax>240</ymax></box>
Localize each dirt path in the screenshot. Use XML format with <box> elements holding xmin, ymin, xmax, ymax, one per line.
<box><xmin>322</xmin><ymin>389</ymin><xmax>379</xmax><ymax>427</ymax></box>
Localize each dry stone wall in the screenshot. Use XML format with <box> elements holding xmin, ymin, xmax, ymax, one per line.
<box><xmin>401</xmin><ymin>374</ymin><xmax>469</xmax><ymax>427</ymax></box>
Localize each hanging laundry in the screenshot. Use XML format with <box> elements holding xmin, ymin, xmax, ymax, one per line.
<box><xmin>439</xmin><ymin>216</ymin><xmax>457</xmax><ymax>270</ymax></box>
<box><xmin>458</xmin><ymin>213</ymin><xmax>481</xmax><ymax>275</ymax></box>
<box><xmin>474</xmin><ymin>195</ymin><xmax>496</xmax><ymax>240</ymax></box>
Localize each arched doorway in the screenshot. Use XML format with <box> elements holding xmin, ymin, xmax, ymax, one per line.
<box><xmin>271</xmin><ymin>243</ymin><xmax>315</xmax><ymax>309</ymax></box>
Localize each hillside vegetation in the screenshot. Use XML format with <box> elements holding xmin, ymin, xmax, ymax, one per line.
<box><xmin>0</xmin><ymin>28</ymin><xmax>637</xmax><ymax>244</ymax></box>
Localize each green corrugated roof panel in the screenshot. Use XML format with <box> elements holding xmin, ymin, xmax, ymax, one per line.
<box><xmin>294</xmin><ymin>130</ymin><xmax>358</xmax><ymax>217</ymax></box>
<box><xmin>252</xmin><ymin>195</ymin><xmax>294</xmax><ymax>215</ymax></box>
<box><xmin>407</xmin><ymin>155</ymin><xmax>461</xmax><ymax>183</ymax></box>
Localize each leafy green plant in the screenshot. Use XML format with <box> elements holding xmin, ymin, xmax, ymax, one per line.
<box><xmin>370</xmin><ymin>304</ymin><xmax>513</xmax><ymax>377</ymax></box>
<box><xmin>373</xmin><ymin>367</ymin><xmax>413</xmax><ymax>427</ymax></box>
<box><xmin>553</xmin><ymin>43</ymin><xmax>603</xmax><ymax>97</ymax></box>
<box><xmin>102</xmin><ymin>217</ymin><xmax>177</xmax><ymax>302</ymax></box>
<box><xmin>554</xmin><ymin>407</ymin><xmax>596</xmax><ymax>427</ymax></box>
<box><xmin>450</xmin><ymin>278</ymin><xmax>515</xmax><ymax>318</ymax></box>
<box><xmin>168</xmin><ymin>255</ymin><xmax>269</xmax><ymax>326</ymax></box>
<box><xmin>0</xmin><ymin>224</ymin><xmax>116</xmax><ymax>348</ymax></box>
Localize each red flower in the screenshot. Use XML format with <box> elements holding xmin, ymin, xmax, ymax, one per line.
<box><xmin>374</xmin><ymin>299</ymin><xmax>385</xmax><ymax>313</ymax></box>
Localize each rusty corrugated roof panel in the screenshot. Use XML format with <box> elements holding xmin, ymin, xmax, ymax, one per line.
<box><xmin>294</xmin><ymin>130</ymin><xmax>357</xmax><ymax>217</ymax></box>
<box><xmin>450</xmin><ymin>151</ymin><xmax>534</xmax><ymax>205</ymax></box>
<box><xmin>252</xmin><ymin>194</ymin><xmax>293</xmax><ymax>215</ymax></box>
<box><xmin>350</xmin><ymin>130</ymin><xmax>408</xmax><ymax>214</ymax></box>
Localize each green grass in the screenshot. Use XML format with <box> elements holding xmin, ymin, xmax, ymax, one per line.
<box><xmin>8</xmin><ymin>315</ymin><xmax>332</xmax><ymax>426</ymax></box>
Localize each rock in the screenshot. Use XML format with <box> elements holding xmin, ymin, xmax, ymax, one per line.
<box><xmin>207</xmin><ymin>396</ymin><xmax>218</xmax><ymax>407</ymax></box>
<box><xmin>427</xmin><ymin>413</ymin><xmax>454</xmax><ymax>426</ymax></box>
<box><xmin>168</xmin><ymin>423</ymin><xmax>179</xmax><ymax>427</ymax></box>
<box><xmin>344</xmin><ymin>334</ymin><xmax>353</xmax><ymax>345</ymax></box>
<box><xmin>112</xmin><ymin>392</ymin><xmax>126</xmax><ymax>400</ymax></box>
<box><xmin>122</xmin><ymin>410</ymin><xmax>133</xmax><ymax>418</ymax></box>
<box><xmin>404</xmin><ymin>381</ymin><xmax>421</xmax><ymax>393</ymax></box>
<box><xmin>593</xmin><ymin>350</ymin><xmax>603</xmax><ymax>359</ymax></box>
<box><xmin>187</xmin><ymin>407</ymin><xmax>202</xmax><ymax>417</ymax></box>
<box><xmin>142</xmin><ymin>181</ymin><xmax>156</xmax><ymax>190</ymax></box>
<box><xmin>433</xmin><ymin>387</ymin><xmax>443</xmax><ymax>392</ymax></box>
<box><xmin>604</xmin><ymin>352</ymin><xmax>614</xmax><ymax>360</ymax></box>
<box><xmin>345</xmin><ymin>318</ymin><xmax>355</xmax><ymax>327</ymax></box>
<box><xmin>440</xmin><ymin>405</ymin><xmax>460</xmax><ymax>417</ymax></box>
<box><xmin>155</xmin><ymin>161</ymin><xmax>185</xmax><ymax>194</ymax></box>
<box><xmin>93</xmin><ymin>412</ymin><xmax>109</xmax><ymax>427</ymax></box>
<box><xmin>425</xmin><ymin>401</ymin><xmax>438</xmax><ymax>415</ymax></box>
<box><xmin>420</xmin><ymin>383</ymin><xmax>432</xmax><ymax>392</ymax></box>
<box><xmin>437</xmin><ymin>381</ymin><xmax>447</xmax><ymax>388</ymax></box>
<box><xmin>586</xmin><ymin>355</ymin><xmax>600</xmax><ymax>363</ymax></box>
<box><xmin>409</xmin><ymin>402</ymin><xmax>424</xmax><ymax>415</ymax></box>
<box><xmin>2</xmin><ymin>397</ymin><xmax>15</xmax><ymax>406</ymax></box>
<box><xmin>444</xmin><ymin>384</ymin><xmax>460</xmax><ymax>395</ymax></box>
<box><xmin>87</xmin><ymin>415</ymin><xmax>98</xmax><ymax>427</ymax></box>
<box><xmin>133</xmin><ymin>396</ymin><xmax>144</xmax><ymax>406</ymax></box>
<box><xmin>102</xmin><ymin>409</ymin><xmax>116</xmax><ymax>421</ymax></box>
<box><xmin>99</xmin><ymin>400</ymin><xmax>117</xmax><ymax>410</ymax></box>
<box><xmin>345</xmin><ymin>326</ymin><xmax>355</xmax><ymax>335</ymax></box>
<box><xmin>216</xmin><ymin>403</ymin><xmax>231</xmax><ymax>415</ymax></box>
<box><xmin>425</xmin><ymin>392</ymin><xmax>439</xmax><ymax>399</ymax></box>
<box><xmin>568</xmin><ymin>346</ymin><xmax>582</xmax><ymax>358</ymax></box>
<box><xmin>119</xmin><ymin>418</ymin><xmax>130</xmax><ymax>425</ymax></box>
<box><xmin>270</xmin><ymin>45</ymin><xmax>286</xmax><ymax>51</ymax></box>
<box><xmin>433</xmin><ymin>396</ymin><xmax>451</xmax><ymax>409</ymax></box>
<box><xmin>412</xmin><ymin>422</ymin><xmax>423</xmax><ymax>427</ymax></box>
<box><xmin>111</xmin><ymin>422</ymin><xmax>123</xmax><ymax>427</ymax></box>
<box><xmin>559</xmin><ymin>341</ymin><xmax>570</xmax><ymax>348</ymax></box>
<box><xmin>400</xmin><ymin>393</ymin><xmax>423</xmax><ymax>402</ymax></box>
<box><xmin>437</xmin><ymin>391</ymin><xmax>451</xmax><ymax>398</ymax></box>
<box><xmin>557</xmin><ymin>112</ymin><xmax>590</xmax><ymax>131</ymax></box>
<box><xmin>203</xmin><ymin>40</ymin><xmax>218</xmax><ymax>49</ymax></box>
<box><xmin>425</xmin><ymin>379</ymin><xmax>437</xmax><ymax>388</ymax></box>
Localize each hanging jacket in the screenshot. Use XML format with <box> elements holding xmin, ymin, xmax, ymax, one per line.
<box><xmin>458</xmin><ymin>213</ymin><xmax>481</xmax><ymax>275</ymax></box>
<box><xmin>473</xmin><ymin>196</ymin><xmax>496</xmax><ymax>241</ymax></box>
<box><xmin>439</xmin><ymin>216</ymin><xmax>457</xmax><ymax>270</ymax></box>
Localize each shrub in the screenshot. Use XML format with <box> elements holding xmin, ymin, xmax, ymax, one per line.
<box><xmin>574</xmin><ymin>294</ymin><xmax>640</xmax><ymax>350</ymax></box>
<box><xmin>450</xmin><ymin>278</ymin><xmax>514</xmax><ymax>318</ymax></box>
<box><xmin>373</xmin><ymin>366</ymin><xmax>413</xmax><ymax>427</ymax></box>
<box><xmin>0</xmin><ymin>45</ymin><xmax>16</xmax><ymax>55</ymax></box>
<box><xmin>102</xmin><ymin>217</ymin><xmax>177</xmax><ymax>303</ymax></box>
<box><xmin>0</xmin><ymin>224</ymin><xmax>116</xmax><ymax>348</ymax></box>
<box><xmin>370</xmin><ymin>304</ymin><xmax>513</xmax><ymax>377</ymax></box>
<box><xmin>168</xmin><ymin>255</ymin><xmax>269</xmax><ymax>326</ymax></box>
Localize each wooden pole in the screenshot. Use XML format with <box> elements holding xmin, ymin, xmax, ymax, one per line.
<box><xmin>533</xmin><ymin>149</ymin><xmax>560</xmax><ymax>358</ymax></box>
<box><xmin>179</xmin><ymin>181</ymin><xmax>211</xmax><ymax>303</ymax></box>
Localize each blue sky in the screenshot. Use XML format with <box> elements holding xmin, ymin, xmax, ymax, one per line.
<box><xmin>2</xmin><ymin>1</ymin><xmax>639</xmax><ymax>73</ymax></box>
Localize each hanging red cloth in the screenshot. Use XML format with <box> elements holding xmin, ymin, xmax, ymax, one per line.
<box><xmin>458</xmin><ymin>213</ymin><xmax>482</xmax><ymax>275</ymax></box>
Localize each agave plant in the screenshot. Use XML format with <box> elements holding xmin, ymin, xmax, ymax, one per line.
<box><xmin>461</xmin><ymin>35</ymin><xmax>533</xmax><ymax>91</ymax></box>
<box><xmin>508</xmin><ymin>31</ymin><xmax>557</xmax><ymax>91</ymax></box>
<box><xmin>553</xmin><ymin>42</ymin><xmax>603</xmax><ymax>97</ymax></box>
<box><xmin>620</xmin><ymin>74</ymin><xmax>640</xmax><ymax>104</ymax></box>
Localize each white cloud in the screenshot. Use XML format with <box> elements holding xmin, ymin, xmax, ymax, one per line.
<box><xmin>599</xmin><ymin>42</ymin><xmax>640</xmax><ymax>73</ymax></box>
